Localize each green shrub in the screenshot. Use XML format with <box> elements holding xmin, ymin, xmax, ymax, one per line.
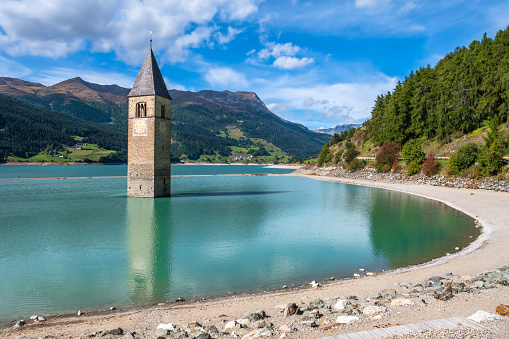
<box><xmin>343</xmin><ymin>146</ymin><xmax>359</xmax><ymax>164</ymax></box>
<box><xmin>375</xmin><ymin>142</ymin><xmax>401</xmax><ymax>173</ymax></box>
<box><xmin>317</xmin><ymin>142</ymin><xmax>331</xmax><ymax>167</ymax></box>
<box><xmin>448</xmin><ymin>143</ymin><xmax>479</xmax><ymax>176</ymax></box>
<box><xmin>477</xmin><ymin>139</ymin><xmax>504</xmax><ymax>176</ymax></box>
<box><xmin>348</xmin><ymin>158</ymin><xmax>366</xmax><ymax>172</ymax></box>
<box><xmin>407</xmin><ymin>161</ymin><xmax>421</xmax><ymax>176</ymax></box>
<box><xmin>334</xmin><ymin>149</ymin><xmax>344</xmax><ymax>164</ymax></box>
<box><xmin>402</xmin><ymin>139</ymin><xmax>425</xmax><ymax>164</ymax></box>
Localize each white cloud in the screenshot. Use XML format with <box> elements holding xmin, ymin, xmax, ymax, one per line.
<box><xmin>204</xmin><ymin>66</ymin><xmax>248</xmax><ymax>88</ymax></box>
<box><xmin>0</xmin><ymin>56</ymin><xmax>31</xmax><ymax>78</ymax></box>
<box><xmin>255</xmin><ymin>41</ymin><xmax>314</xmax><ymax>70</ymax></box>
<box><xmin>0</xmin><ymin>0</ymin><xmax>259</xmax><ymax>63</ymax></box>
<box><xmin>215</xmin><ymin>26</ymin><xmax>245</xmax><ymax>45</ymax></box>
<box><xmin>272</xmin><ymin>56</ymin><xmax>314</xmax><ymax>69</ymax></box>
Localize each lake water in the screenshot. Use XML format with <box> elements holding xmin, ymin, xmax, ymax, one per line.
<box><xmin>0</xmin><ymin>165</ymin><xmax>479</xmax><ymax>323</ymax></box>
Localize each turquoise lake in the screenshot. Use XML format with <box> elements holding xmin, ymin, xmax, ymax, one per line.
<box><xmin>0</xmin><ymin>165</ymin><xmax>479</xmax><ymax>323</ymax></box>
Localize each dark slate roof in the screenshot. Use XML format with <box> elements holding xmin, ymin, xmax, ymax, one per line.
<box><xmin>128</xmin><ymin>48</ymin><xmax>172</xmax><ymax>100</ymax></box>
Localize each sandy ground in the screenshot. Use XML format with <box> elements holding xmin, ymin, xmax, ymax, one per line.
<box><xmin>2</xmin><ymin>173</ymin><xmax>509</xmax><ymax>338</ymax></box>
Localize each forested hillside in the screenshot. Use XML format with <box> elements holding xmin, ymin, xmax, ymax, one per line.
<box><xmin>368</xmin><ymin>27</ymin><xmax>509</xmax><ymax>145</ymax></box>
<box><xmin>0</xmin><ymin>78</ymin><xmax>330</xmax><ymax>162</ymax></box>
<box><xmin>0</xmin><ymin>95</ymin><xmax>126</xmax><ymax>162</ymax></box>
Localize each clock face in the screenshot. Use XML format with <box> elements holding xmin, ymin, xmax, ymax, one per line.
<box><xmin>133</xmin><ymin>118</ymin><xmax>148</xmax><ymax>136</ymax></box>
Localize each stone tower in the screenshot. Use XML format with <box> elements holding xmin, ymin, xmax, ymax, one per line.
<box><xmin>127</xmin><ymin>48</ymin><xmax>172</xmax><ymax>198</ymax></box>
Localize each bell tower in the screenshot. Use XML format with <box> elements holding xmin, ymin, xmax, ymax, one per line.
<box><xmin>127</xmin><ymin>47</ymin><xmax>172</xmax><ymax>198</ymax></box>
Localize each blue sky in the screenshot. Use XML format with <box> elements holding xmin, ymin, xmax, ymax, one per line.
<box><xmin>0</xmin><ymin>0</ymin><xmax>508</xmax><ymax>130</ymax></box>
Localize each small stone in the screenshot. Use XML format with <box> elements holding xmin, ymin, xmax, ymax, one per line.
<box><xmin>353</xmin><ymin>273</ymin><xmax>360</xmax><ymax>277</ymax></box>
<box><xmin>110</xmin><ymin>307</ymin><xmax>116</xmax><ymax>310</ymax></box>
<box><xmin>301</xmin><ymin>321</ymin><xmax>317</xmax><ymax>328</ymax></box>
<box><xmin>468</xmin><ymin>310</ymin><xmax>503</xmax><ymax>322</ymax></box>
<box><xmin>359</xmin><ymin>268</ymin><xmax>365</xmax><ymax>272</ymax></box>
<box><xmin>13</xmin><ymin>320</ymin><xmax>26</xmax><ymax>328</ymax></box>
<box><xmin>36</xmin><ymin>316</ymin><xmax>46</xmax><ymax>322</ymax></box>
<box><xmin>282</xmin><ymin>285</ymin><xmax>288</xmax><ymax>289</ymax></box>
<box><xmin>242</xmin><ymin>310</ymin><xmax>265</xmax><ymax>322</ymax></box>
<box><xmin>336</xmin><ymin>315</ymin><xmax>359</xmax><ymax>324</ymax></box>
<box><xmin>207</xmin><ymin>325</ymin><xmax>219</xmax><ymax>334</ymax></box>
<box><xmin>98</xmin><ymin>328</ymin><xmax>123</xmax><ymax>337</ymax></box>
<box><xmin>362</xmin><ymin>306</ymin><xmax>386</xmax><ymax>316</ymax></box>
<box><xmin>252</xmin><ymin>320</ymin><xmax>267</xmax><ymax>329</ymax></box>
<box><xmin>330</xmin><ymin>277</ymin><xmax>335</xmax><ymax>280</ymax></box>
<box><xmin>301</xmin><ymin>310</ymin><xmax>319</xmax><ymax>321</ymax></box>
<box><xmin>496</xmin><ymin>304</ymin><xmax>509</xmax><ymax>317</ymax></box>
<box><xmin>176</xmin><ymin>297</ymin><xmax>185</xmax><ymax>302</ymax></box>
<box><xmin>155</xmin><ymin>328</ymin><xmax>169</xmax><ymax>336</ymax></box>
<box><xmin>391</xmin><ymin>298</ymin><xmax>415</xmax><ymax>307</ymax></box>
<box><xmin>237</xmin><ymin>318</ymin><xmax>250</xmax><ymax>325</ymax></box>
<box><xmin>196</xmin><ymin>333</ymin><xmax>213</xmax><ymax>339</ymax></box>
<box><xmin>381</xmin><ymin>289</ymin><xmax>396</xmax><ymax>296</ymax></box>
<box><xmin>241</xmin><ymin>328</ymin><xmax>272</xmax><ymax>338</ymax></box>
<box><xmin>283</xmin><ymin>303</ymin><xmax>298</xmax><ymax>317</ymax></box>
<box><xmin>225</xmin><ymin>320</ymin><xmax>238</xmax><ymax>329</ymax></box>
<box><xmin>157</xmin><ymin>323</ymin><xmax>177</xmax><ymax>331</ymax></box>
<box><xmin>77</xmin><ymin>310</ymin><xmax>83</xmax><ymax>316</ymax></box>
<box><xmin>310</xmin><ymin>281</ymin><xmax>320</xmax><ymax>288</ymax></box>
<box><xmin>366</xmin><ymin>272</ymin><xmax>374</xmax><ymax>276</ymax></box>
<box><xmin>333</xmin><ymin>299</ymin><xmax>351</xmax><ymax>311</ymax></box>
<box><xmin>187</xmin><ymin>321</ymin><xmax>202</xmax><ymax>328</ymax></box>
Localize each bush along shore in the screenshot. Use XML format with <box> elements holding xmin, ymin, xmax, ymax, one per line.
<box><xmin>304</xmin><ymin>165</ymin><xmax>509</xmax><ymax>192</ymax></box>
<box><xmin>9</xmin><ymin>267</ymin><xmax>509</xmax><ymax>338</ymax></box>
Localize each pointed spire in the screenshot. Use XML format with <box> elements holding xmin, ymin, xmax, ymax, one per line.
<box><xmin>128</xmin><ymin>48</ymin><xmax>172</xmax><ymax>100</ymax></box>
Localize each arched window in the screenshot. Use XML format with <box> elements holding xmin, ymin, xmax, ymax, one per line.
<box><xmin>136</xmin><ymin>102</ymin><xmax>146</xmax><ymax>117</ymax></box>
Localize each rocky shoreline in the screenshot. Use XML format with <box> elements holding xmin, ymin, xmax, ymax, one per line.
<box><xmin>306</xmin><ymin>165</ymin><xmax>509</xmax><ymax>192</ymax></box>
<box><xmin>9</xmin><ymin>267</ymin><xmax>509</xmax><ymax>338</ymax></box>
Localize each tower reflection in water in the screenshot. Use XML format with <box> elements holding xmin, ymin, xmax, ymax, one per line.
<box><xmin>127</xmin><ymin>198</ymin><xmax>172</xmax><ymax>305</ymax></box>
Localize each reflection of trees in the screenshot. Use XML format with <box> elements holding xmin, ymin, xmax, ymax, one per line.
<box><xmin>127</xmin><ymin>198</ymin><xmax>171</xmax><ymax>304</ymax></box>
<box><xmin>368</xmin><ymin>190</ymin><xmax>477</xmax><ymax>268</ymax></box>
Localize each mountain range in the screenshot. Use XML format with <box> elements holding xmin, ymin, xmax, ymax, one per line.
<box><xmin>313</xmin><ymin>124</ymin><xmax>361</xmax><ymax>135</ymax></box>
<box><xmin>0</xmin><ymin>77</ymin><xmax>330</xmax><ymax>162</ymax></box>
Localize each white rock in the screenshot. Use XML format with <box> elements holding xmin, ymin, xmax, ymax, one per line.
<box><xmin>310</xmin><ymin>281</ymin><xmax>320</xmax><ymax>288</ymax></box>
<box><xmin>359</xmin><ymin>268</ymin><xmax>365</xmax><ymax>272</ymax></box>
<box><xmin>390</xmin><ymin>298</ymin><xmax>415</xmax><ymax>307</ymax></box>
<box><xmin>225</xmin><ymin>320</ymin><xmax>238</xmax><ymax>329</ymax></box>
<box><xmin>373</xmin><ymin>315</ymin><xmax>382</xmax><ymax>320</ymax></box>
<box><xmin>77</xmin><ymin>310</ymin><xmax>83</xmax><ymax>316</ymax></box>
<box><xmin>30</xmin><ymin>315</ymin><xmax>38</xmax><ymax>320</ymax></box>
<box><xmin>156</xmin><ymin>323</ymin><xmax>176</xmax><ymax>331</ymax></box>
<box><xmin>237</xmin><ymin>318</ymin><xmax>250</xmax><ymax>325</ymax></box>
<box><xmin>366</xmin><ymin>272</ymin><xmax>375</xmax><ymax>276</ymax></box>
<box><xmin>333</xmin><ymin>299</ymin><xmax>351</xmax><ymax>311</ymax></box>
<box><xmin>468</xmin><ymin>310</ymin><xmax>503</xmax><ymax>322</ymax></box>
<box><xmin>363</xmin><ymin>306</ymin><xmax>386</xmax><ymax>316</ymax></box>
<box><xmin>455</xmin><ymin>247</ymin><xmax>460</xmax><ymax>250</ymax></box>
<box><xmin>336</xmin><ymin>315</ymin><xmax>359</xmax><ymax>324</ymax></box>
<box><xmin>242</xmin><ymin>329</ymin><xmax>271</xmax><ymax>338</ymax></box>
<box><xmin>353</xmin><ymin>273</ymin><xmax>360</xmax><ymax>277</ymax></box>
